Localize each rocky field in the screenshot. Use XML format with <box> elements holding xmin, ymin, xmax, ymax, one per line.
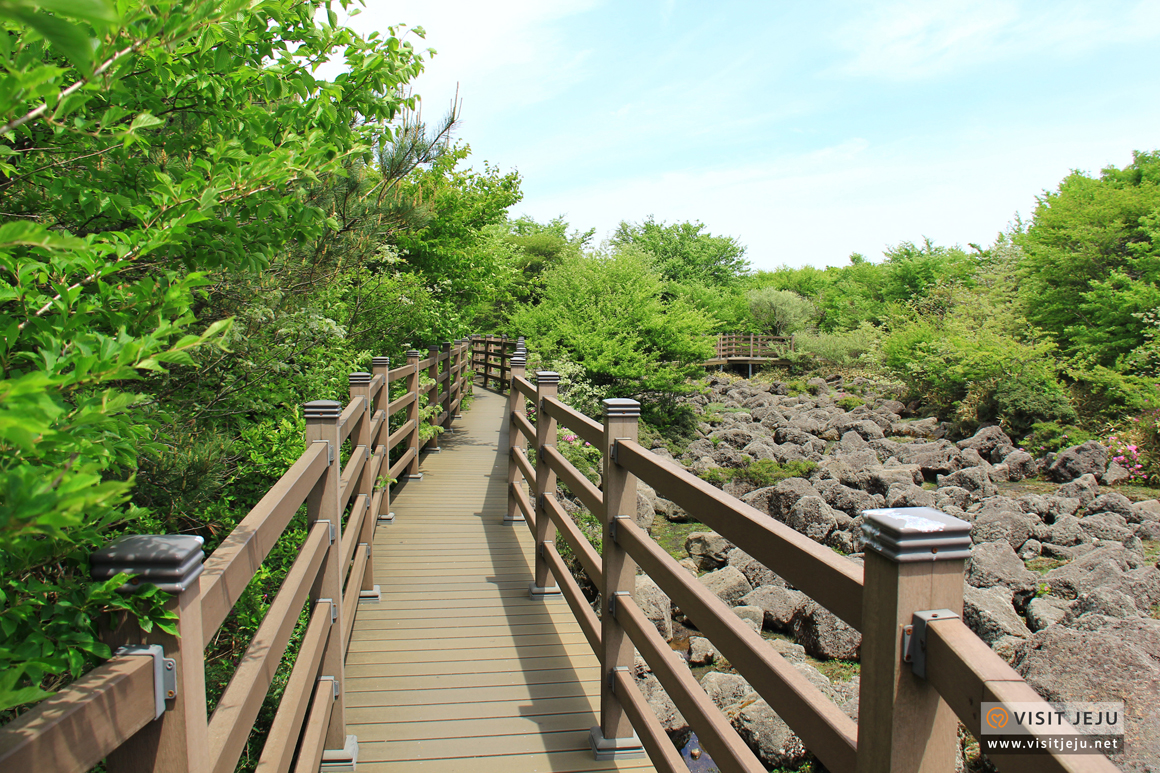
<box><xmin>563</xmin><ymin>374</ymin><xmax>1160</xmax><ymax>771</ymax></box>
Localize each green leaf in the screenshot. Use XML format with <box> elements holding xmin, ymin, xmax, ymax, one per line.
<box><xmin>129</xmin><ymin>112</ymin><xmax>163</xmax><ymax>132</ymax></box>
<box><xmin>4</xmin><ymin>7</ymin><xmax>95</xmax><ymax>76</ymax></box>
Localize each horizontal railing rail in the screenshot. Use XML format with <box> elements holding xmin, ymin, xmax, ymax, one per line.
<box><xmin>711</xmin><ymin>332</ymin><xmax>795</xmax><ymax>358</ymax></box>
<box><xmin>0</xmin><ymin>339</ymin><xmax>474</xmax><ymax>773</ymax></box>
<box><xmin>470</xmin><ymin>333</ymin><xmax>520</xmax><ymax>392</ymax></box>
<box><xmin>505</xmin><ymin>354</ymin><xmax>1118</xmax><ymax>772</ymax></box>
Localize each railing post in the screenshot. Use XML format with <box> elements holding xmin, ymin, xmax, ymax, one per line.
<box><xmin>426</xmin><ymin>346</ymin><xmax>440</xmax><ymax>452</ymax></box>
<box><xmin>499</xmin><ymin>335</ymin><xmax>509</xmax><ymax>393</ymax></box>
<box><xmin>506</xmin><ymin>353</ymin><xmax>527</xmax><ymax>524</ymax></box>
<box><xmin>349</xmin><ymin>373</ymin><xmax>378</xmax><ymax>601</ymax></box>
<box><xmin>371</xmin><ymin>356</ymin><xmax>393</xmax><ymax>522</ymax></box>
<box><xmin>405</xmin><ymin>350</ymin><xmax>422</xmax><ymax>479</ymax></box>
<box><xmin>440</xmin><ymin>341</ymin><xmax>453</xmax><ymax>431</ymax></box>
<box><xmin>93</xmin><ymin>536</ymin><xmax>208</xmax><ymax>773</ymax></box>
<box><xmin>856</xmin><ymin>507</ymin><xmax>971</xmax><ymax>773</ymax></box>
<box><xmin>303</xmin><ymin>400</ymin><xmax>356</xmax><ymax>767</ymax></box>
<box><xmin>451</xmin><ymin>340</ymin><xmax>464</xmax><ymax>419</ymax></box>
<box><xmin>530</xmin><ymin>371</ymin><xmax>561</xmax><ymax>598</ymax></box>
<box><xmin>591</xmin><ymin>398</ymin><xmax>645</xmax><ymax>760</ymax></box>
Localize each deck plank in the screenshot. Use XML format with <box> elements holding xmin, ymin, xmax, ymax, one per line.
<box><xmin>345</xmin><ymin>388</ymin><xmax>653</xmax><ymax>772</ymax></box>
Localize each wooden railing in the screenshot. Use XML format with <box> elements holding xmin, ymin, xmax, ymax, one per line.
<box><xmin>470</xmin><ymin>333</ymin><xmax>520</xmax><ymax>392</ymax></box>
<box><xmin>0</xmin><ymin>340</ymin><xmax>474</xmax><ymax>773</ymax></box>
<box><xmin>506</xmin><ymin>359</ymin><xmax>1119</xmax><ymax>773</ymax></box>
<box><xmin>712</xmin><ymin>332</ymin><xmax>795</xmax><ymax>359</ymax></box>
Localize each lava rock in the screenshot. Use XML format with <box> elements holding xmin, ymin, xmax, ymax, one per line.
<box><xmin>791</xmin><ymin>600</ymin><xmax>861</xmax><ymax>660</ymax></box>
<box><xmin>699</xmin><ymin>565</ymin><xmax>754</xmax><ymax>607</ymax></box>
<box><xmin>1049</xmin><ymin>441</ymin><xmax>1110</xmax><ymax>483</ymax></box>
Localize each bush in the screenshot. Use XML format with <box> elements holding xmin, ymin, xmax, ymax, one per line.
<box><xmin>1022</xmin><ymin>423</ymin><xmax>1095</xmax><ymax>455</ymax></box>
<box><xmin>836</xmin><ymin>395</ymin><xmax>864</xmax><ymax>411</ymax></box>
<box><xmin>748</xmin><ymin>288</ymin><xmax>817</xmax><ymax>335</ymax></box>
<box><xmin>793</xmin><ymin>323</ymin><xmax>882</xmax><ymax>368</ymax></box>
<box><xmin>700</xmin><ymin>459</ymin><xmax>818</xmax><ymax>488</ymax></box>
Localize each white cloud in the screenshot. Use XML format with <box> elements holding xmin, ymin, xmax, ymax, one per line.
<box><xmin>830</xmin><ymin>0</ymin><xmax>1160</xmax><ymax>80</ymax></box>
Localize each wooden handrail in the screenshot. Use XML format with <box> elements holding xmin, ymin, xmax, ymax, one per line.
<box><xmin>617</xmin><ymin>518</ymin><xmax>859</xmax><ymax>772</ymax></box>
<box><xmin>542</xmin><ymin>493</ymin><xmax>602</xmax><ymax>586</ymax></box>
<box><xmin>208</xmin><ymin>521</ymin><xmax>331</xmax><ymax>773</ymax></box>
<box><xmin>542</xmin><ymin>396</ymin><xmax>603</xmax><ymax>446</ymax></box>
<box><xmin>254</xmin><ymin>601</ymin><xmax>332</xmax><ymax>773</ymax></box>
<box><xmin>385</xmin><ymin>419</ymin><xmax>415</xmax><ymax>453</ymax></box>
<box><xmin>611</xmin><ymin>669</ymin><xmax>686</xmax><ymax>773</ymax></box>
<box><xmin>386</xmin><ymin>390</ymin><xmax>415</xmax><ymax>416</ymax></box>
<box><xmin>343</xmin><ymin>545</ymin><xmax>369</xmax><ymax>652</ymax></box>
<box><xmin>541</xmin><ymin>445</ymin><xmax>603</xmax><ymax>518</ymax></box>
<box><xmin>511</xmin><ymin>446</ymin><xmax>535</xmax><ymax>486</ymax></box>
<box><xmin>511</xmin><ymin>411</ymin><xmax>535</xmax><ymax>444</ymax></box>
<box><xmin>338</xmin><ymin>445</ymin><xmax>367</xmax><ymax>513</ymax></box>
<box><xmin>512</xmin><ymin>374</ymin><xmax>535</xmax><ymax>400</ymax></box>
<box><xmin>293</xmin><ymin>677</ymin><xmax>335</xmax><ymax>773</ymax></box>
<box><xmin>367</xmin><ymin>373</ymin><xmax>385</xmax><ymax>400</ymax></box>
<box><xmin>337</xmin><ymin>394</ymin><xmax>366</xmax><ymax>443</ymax></box>
<box><xmin>615</xmin><ymin>439</ymin><xmax>864</xmax><ymax>630</ymax></box>
<box><xmin>200</xmin><ymin>441</ymin><xmax>329</xmax><ymax>644</ymax></box>
<box><xmin>925</xmin><ymin>619</ymin><xmax>1120</xmax><ymax>773</ymax></box>
<box><xmin>543</xmin><ymin>542</ymin><xmax>601</xmax><ymax>653</ymax></box>
<box><xmin>617</xmin><ymin>594</ymin><xmax>766</xmax><ymax>772</ymax></box>
<box><xmin>386</xmin><ymin>363</ymin><xmax>415</xmax><ymax>382</ymax></box>
<box><xmin>511</xmin><ymin>480</ymin><xmax>535</xmax><ymax>525</ymax></box>
<box><xmin>0</xmin><ymin>656</ymin><xmax>155</xmax><ymax>773</ymax></box>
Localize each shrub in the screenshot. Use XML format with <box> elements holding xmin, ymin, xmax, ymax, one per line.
<box><xmin>699</xmin><ymin>459</ymin><xmax>818</xmax><ymax>488</ymax></box>
<box><xmin>793</xmin><ymin>323</ymin><xmax>882</xmax><ymax>368</ymax></box>
<box><xmin>748</xmin><ymin>287</ymin><xmax>818</xmax><ymax>335</ymax></box>
<box><xmin>1022</xmin><ymin>423</ymin><xmax>1095</xmax><ymax>455</ymax></box>
<box><xmin>836</xmin><ymin>395</ymin><xmax>864</xmax><ymax>411</ymax></box>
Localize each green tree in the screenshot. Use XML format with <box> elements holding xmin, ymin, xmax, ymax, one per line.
<box><xmin>612</xmin><ymin>216</ymin><xmax>750</xmax><ymax>286</ymax></box>
<box><xmin>747</xmin><ymin>287</ymin><xmax>817</xmax><ymax>335</ymax></box>
<box><xmin>509</xmin><ymin>246</ymin><xmax>714</xmax><ymax>400</ymax></box>
<box><xmin>0</xmin><ymin>0</ymin><xmax>425</xmax><ymax>711</ymax></box>
<box><xmin>1018</xmin><ymin>150</ymin><xmax>1160</xmax><ymax>367</ymax></box>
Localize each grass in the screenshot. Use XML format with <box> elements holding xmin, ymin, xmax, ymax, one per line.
<box><xmin>650</xmin><ymin>517</ymin><xmax>708</xmax><ymax>561</ymax></box>
<box><xmin>701</xmin><ymin>459</ymin><xmax>818</xmax><ymax>489</ymax></box>
<box><xmin>996</xmin><ymin>477</ymin><xmax>1160</xmax><ymax>502</ymax></box>
<box><xmin>1026</xmin><ymin>556</ymin><xmax>1067</xmax><ymax>575</ymax></box>
<box><xmin>815</xmin><ymin>658</ymin><xmax>860</xmax><ymax>682</ymax></box>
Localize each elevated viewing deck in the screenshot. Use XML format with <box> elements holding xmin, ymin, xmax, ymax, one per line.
<box><xmin>347</xmin><ymin>389</ymin><xmax>655</xmax><ymax>772</ymax></box>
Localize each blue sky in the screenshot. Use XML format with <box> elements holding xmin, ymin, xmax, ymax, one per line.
<box><xmin>343</xmin><ymin>1</ymin><xmax>1160</xmax><ymax>271</ymax></box>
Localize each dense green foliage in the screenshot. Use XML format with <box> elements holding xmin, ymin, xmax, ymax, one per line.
<box><xmin>0</xmin><ymin>0</ymin><xmax>525</xmax><ymax>723</ymax></box>
<box><xmin>510</xmin><ymin>246</ymin><xmax>715</xmax><ymax>400</ymax></box>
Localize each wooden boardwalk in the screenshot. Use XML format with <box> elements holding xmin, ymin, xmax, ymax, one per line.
<box><xmin>346</xmin><ymin>388</ymin><xmax>656</xmax><ymax>773</ymax></box>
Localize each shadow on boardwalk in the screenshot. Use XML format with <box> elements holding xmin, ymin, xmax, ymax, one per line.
<box><xmin>343</xmin><ymin>387</ymin><xmax>655</xmax><ymax>772</ymax></box>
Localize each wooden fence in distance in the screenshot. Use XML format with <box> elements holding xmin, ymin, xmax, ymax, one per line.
<box><xmin>0</xmin><ymin>341</ymin><xmax>473</xmax><ymax>773</ymax></box>
<box><xmin>504</xmin><ymin>355</ymin><xmax>1120</xmax><ymax>773</ymax></box>
<box><xmin>711</xmin><ymin>333</ymin><xmax>794</xmax><ymax>361</ymax></box>
<box><xmin>470</xmin><ymin>333</ymin><xmax>520</xmax><ymax>392</ymax></box>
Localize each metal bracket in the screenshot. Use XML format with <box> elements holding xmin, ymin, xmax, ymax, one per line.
<box><xmin>320</xmin><ymin>675</ymin><xmax>339</xmax><ymax>700</ymax></box>
<box><xmin>611</xmin><ymin>438</ymin><xmax>621</xmax><ymax>465</ymax></box>
<box><xmin>317</xmin><ymin>598</ymin><xmax>338</xmax><ymax>624</ymax></box>
<box><xmin>313</xmin><ymin>439</ymin><xmax>333</xmax><ymax>465</ymax></box>
<box><xmin>609</xmin><ymin>516</ymin><xmax>629</xmax><ymax>544</ymax></box>
<box><xmin>608</xmin><ymin>591</ymin><xmax>629</xmax><ymax>618</ymax></box>
<box><xmin>316</xmin><ymin>519</ymin><xmax>335</xmax><ymax>544</ymax></box>
<box><xmin>904</xmin><ymin>609</ymin><xmax>959</xmax><ymax>678</ymax></box>
<box><xmin>116</xmin><ymin>644</ymin><xmax>176</xmax><ymax>719</ymax></box>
